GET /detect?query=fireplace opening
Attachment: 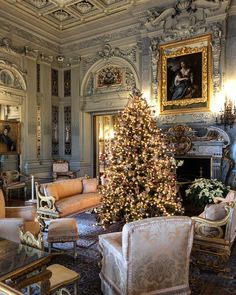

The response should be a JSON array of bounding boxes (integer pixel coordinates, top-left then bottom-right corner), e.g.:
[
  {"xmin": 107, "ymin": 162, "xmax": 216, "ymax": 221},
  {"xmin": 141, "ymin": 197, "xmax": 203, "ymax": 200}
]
[{"xmin": 175, "ymin": 157, "xmax": 212, "ymax": 181}]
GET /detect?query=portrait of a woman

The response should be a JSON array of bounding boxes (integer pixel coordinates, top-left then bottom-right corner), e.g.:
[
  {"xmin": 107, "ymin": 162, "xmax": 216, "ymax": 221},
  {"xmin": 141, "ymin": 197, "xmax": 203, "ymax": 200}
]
[{"xmin": 167, "ymin": 52, "xmax": 202, "ymax": 101}]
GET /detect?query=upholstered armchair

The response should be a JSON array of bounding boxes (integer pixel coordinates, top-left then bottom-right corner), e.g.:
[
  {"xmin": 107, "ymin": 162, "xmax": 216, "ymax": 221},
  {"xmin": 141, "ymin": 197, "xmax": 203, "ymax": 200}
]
[
  {"xmin": 99, "ymin": 216, "xmax": 194, "ymax": 295},
  {"xmin": 0, "ymin": 189, "xmax": 41, "ymax": 245},
  {"xmin": 191, "ymin": 190, "xmax": 236, "ymax": 273}
]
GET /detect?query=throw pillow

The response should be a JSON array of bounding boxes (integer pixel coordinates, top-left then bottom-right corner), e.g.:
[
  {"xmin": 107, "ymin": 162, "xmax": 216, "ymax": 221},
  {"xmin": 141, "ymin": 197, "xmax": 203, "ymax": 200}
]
[
  {"xmin": 204, "ymin": 202, "xmax": 227, "ymax": 221},
  {"xmin": 83, "ymin": 178, "xmax": 97, "ymax": 193}
]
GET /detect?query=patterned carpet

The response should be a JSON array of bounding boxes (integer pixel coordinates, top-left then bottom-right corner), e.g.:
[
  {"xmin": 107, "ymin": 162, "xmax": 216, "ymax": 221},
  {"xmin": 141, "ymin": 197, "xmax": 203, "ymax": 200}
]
[{"xmin": 43, "ymin": 213, "xmax": 236, "ymax": 295}]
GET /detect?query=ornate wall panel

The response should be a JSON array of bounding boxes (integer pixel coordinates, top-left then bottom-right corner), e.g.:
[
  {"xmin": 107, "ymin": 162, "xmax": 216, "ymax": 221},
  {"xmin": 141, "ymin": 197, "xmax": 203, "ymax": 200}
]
[
  {"xmin": 51, "ymin": 69, "xmax": 58, "ymax": 96},
  {"xmin": 52, "ymin": 105, "xmax": 59, "ymax": 155},
  {"xmin": 36, "ymin": 63, "xmax": 40, "ymax": 93},
  {"xmin": 64, "ymin": 69, "xmax": 71, "ymax": 97},
  {"xmin": 36, "ymin": 103, "xmax": 41, "ymax": 157},
  {"xmin": 64, "ymin": 106, "xmax": 71, "ymax": 155}
]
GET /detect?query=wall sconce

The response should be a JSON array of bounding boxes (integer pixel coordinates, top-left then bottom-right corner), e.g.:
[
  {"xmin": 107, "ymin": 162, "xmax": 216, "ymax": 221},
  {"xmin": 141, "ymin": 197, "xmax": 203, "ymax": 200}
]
[
  {"xmin": 215, "ymin": 98, "xmax": 236, "ymax": 128},
  {"xmin": 215, "ymin": 80, "xmax": 236, "ymax": 129}
]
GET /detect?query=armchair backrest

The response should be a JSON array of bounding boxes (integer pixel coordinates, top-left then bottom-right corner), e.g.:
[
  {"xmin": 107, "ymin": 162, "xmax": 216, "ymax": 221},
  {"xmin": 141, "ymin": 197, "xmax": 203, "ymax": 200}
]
[
  {"xmin": 0, "ymin": 170, "xmax": 20, "ymax": 185},
  {"xmin": 121, "ymin": 216, "xmax": 194, "ymax": 293},
  {"xmin": 53, "ymin": 160, "xmax": 69, "ymax": 173},
  {"xmin": 224, "ymin": 191, "xmax": 236, "ymax": 244}
]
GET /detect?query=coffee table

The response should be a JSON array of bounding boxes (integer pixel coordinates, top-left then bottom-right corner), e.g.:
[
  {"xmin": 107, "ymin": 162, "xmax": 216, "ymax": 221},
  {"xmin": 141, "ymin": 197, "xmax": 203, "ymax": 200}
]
[{"xmin": 0, "ymin": 238, "xmax": 51, "ymax": 294}]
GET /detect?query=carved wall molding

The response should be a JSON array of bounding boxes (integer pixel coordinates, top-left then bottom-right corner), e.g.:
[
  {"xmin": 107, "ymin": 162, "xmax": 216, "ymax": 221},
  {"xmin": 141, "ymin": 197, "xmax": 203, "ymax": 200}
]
[
  {"xmin": 0, "ymin": 36, "xmax": 55, "ymax": 64},
  {"xmin": 81, "ymin": 43, "xmax": 137, "ymax": 73},
  {"xmin": 62, "ymin": 24, "xmax": 142, "ymax": 53},
  {"xmin": 0, "ymin": 20, "xmax": 60, "ymax": 52},
  {"xmin": 0, "ymin": 89, "xmax": 24, "ymax": 105},
  {"xmin": 0, "ymin": 59, "xmax": 27, "ymax": 90},
  {"xmin": 0, "ymin": 37, "xmax": 25, "ymax": 55}
]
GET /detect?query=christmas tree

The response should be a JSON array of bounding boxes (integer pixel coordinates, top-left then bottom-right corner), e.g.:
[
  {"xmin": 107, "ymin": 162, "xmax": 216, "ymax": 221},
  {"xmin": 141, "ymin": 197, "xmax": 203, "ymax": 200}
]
[{"xmin": 98, "ymin": 91, "xmax": 183, "ymax": 226}]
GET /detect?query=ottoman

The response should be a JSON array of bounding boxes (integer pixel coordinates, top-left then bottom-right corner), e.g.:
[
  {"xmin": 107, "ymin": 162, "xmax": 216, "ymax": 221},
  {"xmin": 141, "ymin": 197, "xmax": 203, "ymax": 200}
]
[
  {"xmin": 47, "ymin": 264, "xmax": 80, "ymax": 294},
  {"xmin": 48, "ymin": 218, "xmax": 79, "ymax": 259}
]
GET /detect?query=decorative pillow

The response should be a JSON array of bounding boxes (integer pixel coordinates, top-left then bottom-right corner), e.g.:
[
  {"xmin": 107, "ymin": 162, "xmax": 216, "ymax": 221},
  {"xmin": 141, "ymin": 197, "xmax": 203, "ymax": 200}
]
[
  {"xmin": 83, "ymin": 178, "xmax": 97, "ymax": 193},
  {"xmin": 204, "ymin": 202, "xmax": 228, "ymax": 221}
]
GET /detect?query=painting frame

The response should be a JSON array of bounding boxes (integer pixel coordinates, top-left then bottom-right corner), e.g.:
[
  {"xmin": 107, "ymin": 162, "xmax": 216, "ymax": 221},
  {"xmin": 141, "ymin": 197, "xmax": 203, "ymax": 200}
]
[
  {"xmin": 0, "ymin": 120, "xmax": 20, "ymax": 155},
  {"xmin": 159, "ymin": 35, "xmax": 212, "ymax": 114}
]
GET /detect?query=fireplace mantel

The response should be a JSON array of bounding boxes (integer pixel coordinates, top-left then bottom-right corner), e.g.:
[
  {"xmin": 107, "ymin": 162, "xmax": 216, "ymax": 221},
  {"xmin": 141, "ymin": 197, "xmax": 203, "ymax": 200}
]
[{"xmin": 167, "ymin": 125, "xmax": 231, "ymax": 180}]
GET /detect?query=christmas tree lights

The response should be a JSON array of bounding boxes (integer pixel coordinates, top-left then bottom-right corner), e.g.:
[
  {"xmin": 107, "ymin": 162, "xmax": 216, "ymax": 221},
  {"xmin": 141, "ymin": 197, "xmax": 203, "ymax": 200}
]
[{"xmin": 97, "ymin": 92, "xmax": 183, "ymax": 226}]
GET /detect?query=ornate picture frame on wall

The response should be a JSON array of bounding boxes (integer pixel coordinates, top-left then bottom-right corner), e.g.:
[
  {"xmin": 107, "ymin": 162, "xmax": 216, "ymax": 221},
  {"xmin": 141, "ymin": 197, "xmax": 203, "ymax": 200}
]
[
  {"xmin": 0, "ymin": 120, "xmax": 20, "ymax": 154},
  {"xmin": 159, "ymin": 35, "xmax": 212, "ymax": 114}
]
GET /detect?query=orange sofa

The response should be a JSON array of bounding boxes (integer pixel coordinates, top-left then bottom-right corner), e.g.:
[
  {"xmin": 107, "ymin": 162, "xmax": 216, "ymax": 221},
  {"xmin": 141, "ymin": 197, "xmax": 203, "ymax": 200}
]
[{"xmin": 36, "ymin": 178, "xmax": 101, "ymax": 226}]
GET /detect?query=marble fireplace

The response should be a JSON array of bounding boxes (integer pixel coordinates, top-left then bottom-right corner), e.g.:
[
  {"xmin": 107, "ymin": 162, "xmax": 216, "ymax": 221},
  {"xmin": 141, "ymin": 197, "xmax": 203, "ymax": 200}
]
[{"xmin": 167, "ymin": 125, "xmax": 231, "ymax": 182}]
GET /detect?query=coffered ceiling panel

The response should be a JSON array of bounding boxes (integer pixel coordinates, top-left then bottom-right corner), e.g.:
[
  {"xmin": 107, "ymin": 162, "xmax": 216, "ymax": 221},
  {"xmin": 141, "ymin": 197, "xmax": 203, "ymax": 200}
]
[{"xmin": 4, "ymin": 0, "xmax": 135, "ymax": 30}]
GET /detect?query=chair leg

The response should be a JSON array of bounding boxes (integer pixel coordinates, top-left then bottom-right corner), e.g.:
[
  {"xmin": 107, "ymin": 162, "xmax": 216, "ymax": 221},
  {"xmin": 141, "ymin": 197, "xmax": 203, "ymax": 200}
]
[
  {"xmin": 49, "ymin": 242, "xmax": 52, "ymax": 253},
  {"xmin": 73, "ymin": 241, "xmax": 77, "ymax": 259},
  {"xmin": 74, "ymin": 281, "xmax": 78, "ymax": 295},
  {"xmin": 24, "ymin": 186, "xmax": 27, "ymax": 200},
  {"xmin": 6, "ymin": 189, "xmax": 9, "ymax": 201}
]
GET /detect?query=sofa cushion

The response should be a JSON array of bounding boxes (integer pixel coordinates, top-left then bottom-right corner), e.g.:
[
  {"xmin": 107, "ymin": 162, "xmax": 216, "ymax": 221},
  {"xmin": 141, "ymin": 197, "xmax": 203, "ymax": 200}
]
[
  {"xmin": 83, "ymin": 178, "xmax": 97, "ymax": 193},
  {"xmin": 204, "ymin": 203, "xmax": 228, "ymax": 221},
  {"xmin": 195, "ymin": 203, "xmax": 228, "ymax": 238},
  {"xmin": 45, "ymin": 178, "xmax": 83, "ymax": 201},
  {"xmin": 56, "ymin": 193, "xmax": 101, "ymax": 217}
]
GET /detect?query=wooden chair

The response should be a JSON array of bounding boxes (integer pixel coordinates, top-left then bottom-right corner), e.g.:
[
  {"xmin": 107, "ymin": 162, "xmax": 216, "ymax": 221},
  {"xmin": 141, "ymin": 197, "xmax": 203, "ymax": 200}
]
[
  {"xmin": 52, "ymin": 160, "xmax": 78, "ymax": 181},
  {"xmin": 0, "ymin": 170, "xmax": 29, "ymax": 201}
]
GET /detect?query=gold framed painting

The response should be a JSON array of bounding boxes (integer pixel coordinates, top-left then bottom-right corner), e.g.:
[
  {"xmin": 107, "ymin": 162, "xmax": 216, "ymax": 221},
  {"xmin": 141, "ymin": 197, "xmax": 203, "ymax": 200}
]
[
  {"xmin": 0, "ymin": 120, "xmax": 20, "ymax": 154},
  {"xmin": 159, "ymin": 35, "xmax": 212, "ymax": 114}
]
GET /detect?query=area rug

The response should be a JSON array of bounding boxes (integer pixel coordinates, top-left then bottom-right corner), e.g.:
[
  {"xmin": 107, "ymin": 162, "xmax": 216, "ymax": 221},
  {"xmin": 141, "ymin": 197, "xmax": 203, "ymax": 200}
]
[{"xmin": 38, "ymin": 213, "xmax": 236, "ymax": 294}]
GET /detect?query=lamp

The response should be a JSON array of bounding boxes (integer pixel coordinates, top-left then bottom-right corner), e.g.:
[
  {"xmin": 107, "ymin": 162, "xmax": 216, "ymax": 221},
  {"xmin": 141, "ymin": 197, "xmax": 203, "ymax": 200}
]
[
  {"xmin": 216, "ymin": 98, "xmax": 236, "ymax": 128},
  {"xmin": 215, "ymin": 80, "xmax": 236, "ymax": 129}
]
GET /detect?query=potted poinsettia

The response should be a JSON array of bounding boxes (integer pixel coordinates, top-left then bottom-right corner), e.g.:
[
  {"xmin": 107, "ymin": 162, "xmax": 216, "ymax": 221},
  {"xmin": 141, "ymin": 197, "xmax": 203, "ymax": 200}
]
[{"xmin": 185, "ymin": 178, "xmax": 230, "ymax": 210}]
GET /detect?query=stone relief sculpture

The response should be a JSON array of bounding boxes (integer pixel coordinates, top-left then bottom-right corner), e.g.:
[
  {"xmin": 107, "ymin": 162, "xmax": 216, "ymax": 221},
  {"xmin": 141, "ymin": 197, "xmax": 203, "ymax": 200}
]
[
  {"xmin": 86, "ymin": 73, "xmax": 94, "ymax": 96},
  {"xmin": 146, "ymin": 0, "xmax": 224, "ymax": 40},
  {"xmin": 125, "ymin": 68, "xmax": 136, "ymax": 90},
  {"xmin": 97, "ymin": 66, "xmax": 122, "ymax": 88}
]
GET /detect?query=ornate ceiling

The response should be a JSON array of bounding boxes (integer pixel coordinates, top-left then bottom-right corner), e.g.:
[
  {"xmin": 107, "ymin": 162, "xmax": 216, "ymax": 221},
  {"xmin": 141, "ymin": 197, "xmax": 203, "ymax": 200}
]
[{"xmin": 4, "ymin": 0, "xmax": 140, "ymax": 31}]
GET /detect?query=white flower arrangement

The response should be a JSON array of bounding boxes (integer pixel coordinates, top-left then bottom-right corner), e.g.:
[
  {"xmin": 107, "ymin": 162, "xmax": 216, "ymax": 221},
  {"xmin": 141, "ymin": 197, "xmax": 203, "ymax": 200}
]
[
  {"xmin": 185, "ymin": 178, "xmax": 230, "ymax": 208},
  {"xmin": 170, "ymin": 157, "xmax": 184, "ymax": 168}
]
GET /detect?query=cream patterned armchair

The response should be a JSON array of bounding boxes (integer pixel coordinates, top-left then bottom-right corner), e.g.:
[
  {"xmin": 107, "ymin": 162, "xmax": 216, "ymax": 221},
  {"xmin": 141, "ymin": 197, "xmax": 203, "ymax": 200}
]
[{"xmin": 99, "ymin": 216, "xmax": 194, "ymax": 295}]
